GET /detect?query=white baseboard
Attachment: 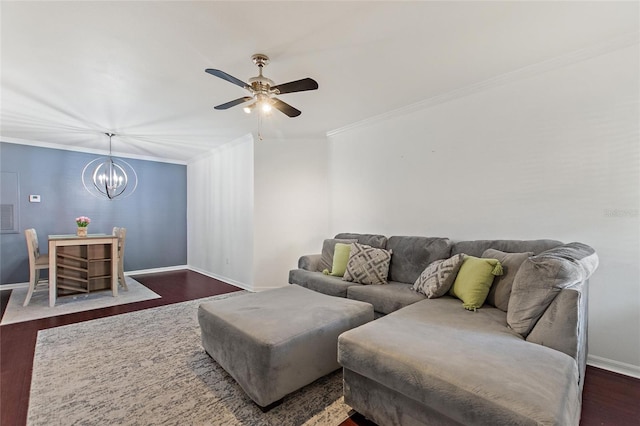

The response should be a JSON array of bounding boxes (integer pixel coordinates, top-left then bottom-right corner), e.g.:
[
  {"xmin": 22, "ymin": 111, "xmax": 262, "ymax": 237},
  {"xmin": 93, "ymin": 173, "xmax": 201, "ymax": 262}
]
[
  {"xmin": 186, "ymin": 265, "xmax": 253, "ymax": 292},
  {"xmin": 127, "ymin": 265, "xmax": 252, "ymax": 294},
  {"xmin": 125, "ymin": 265, "xmax": 189, "ymax": 276},
  {"xmin": 587, "ymin": 355, "xmax": 640, "ymax": 379}
]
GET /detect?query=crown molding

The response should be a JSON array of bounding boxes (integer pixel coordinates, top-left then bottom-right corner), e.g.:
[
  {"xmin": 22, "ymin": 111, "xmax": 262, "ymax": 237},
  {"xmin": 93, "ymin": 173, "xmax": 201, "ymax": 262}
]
[
  {"xmin": 327, "ymin": 32, "xmax": 639, "ymax": 138},
  {"xmin": 186, "ymin": 133, "xmax": 255, "ymax": 165},
  {"xmin": 0, "ymin": 136, "xmax": 188, "ymax": 165}
]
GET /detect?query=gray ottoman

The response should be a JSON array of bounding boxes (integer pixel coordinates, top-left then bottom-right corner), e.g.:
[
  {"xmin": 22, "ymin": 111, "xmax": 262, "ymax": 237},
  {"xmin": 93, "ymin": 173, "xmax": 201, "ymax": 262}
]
[{"xmin": 198, "ymin": 284, "xmax": 374, "ymax": 408}]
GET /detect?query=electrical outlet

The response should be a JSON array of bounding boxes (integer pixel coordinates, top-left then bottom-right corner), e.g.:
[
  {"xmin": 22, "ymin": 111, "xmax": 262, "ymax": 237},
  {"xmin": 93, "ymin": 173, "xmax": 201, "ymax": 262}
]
[{"xmin": 29, "ymin": 195, "xmax": 41, "ymax": 203}]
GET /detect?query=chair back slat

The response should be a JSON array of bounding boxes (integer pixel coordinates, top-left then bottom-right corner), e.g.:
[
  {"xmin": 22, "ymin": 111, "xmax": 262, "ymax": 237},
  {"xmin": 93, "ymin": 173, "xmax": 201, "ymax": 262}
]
[
  {"xmin": 112, "ymin": 226, "xmax": 128, "ymax": 290},
  {"xmin": 25, "ymin": 228, "xmax": 39, "ymax": 262},
  {"xmin": 23, "ymin": 228, "xmax": 49, "ymax": 306},
  {"xmin": 112, "ymin": 227, "xmax": 127, "ymax": 260}
]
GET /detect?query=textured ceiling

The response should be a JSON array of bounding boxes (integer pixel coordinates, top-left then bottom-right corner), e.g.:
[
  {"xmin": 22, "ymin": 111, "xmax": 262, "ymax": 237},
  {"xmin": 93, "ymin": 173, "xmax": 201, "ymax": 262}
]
[{"xmin": 1, "ymin": 1, "xmax": 637, "ymax": 162}]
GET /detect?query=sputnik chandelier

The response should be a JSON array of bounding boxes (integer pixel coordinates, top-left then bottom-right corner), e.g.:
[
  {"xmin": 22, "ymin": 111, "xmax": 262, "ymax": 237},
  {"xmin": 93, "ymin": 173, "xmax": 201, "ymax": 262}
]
[{"xmin": 82, "ymin": 133, "xmax": 138, "ymax": 200}]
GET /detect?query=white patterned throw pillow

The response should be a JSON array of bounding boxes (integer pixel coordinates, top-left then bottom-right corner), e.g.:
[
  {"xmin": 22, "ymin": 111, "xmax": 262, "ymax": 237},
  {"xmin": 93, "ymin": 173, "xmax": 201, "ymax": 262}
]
[
  {"xmin": 413, "ymin": 254, "xmax": 465, "ymax": 298},
  {"xmin": 342, "ymin": 243, "xmax": 392, "ymax": 285}
]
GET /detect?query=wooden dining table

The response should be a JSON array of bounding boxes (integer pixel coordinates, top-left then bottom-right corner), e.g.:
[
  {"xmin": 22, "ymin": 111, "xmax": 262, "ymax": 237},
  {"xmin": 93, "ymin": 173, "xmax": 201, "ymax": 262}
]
[{"xmin": 48, "ymin": 234, "xmax": 119, "ymax": 307}]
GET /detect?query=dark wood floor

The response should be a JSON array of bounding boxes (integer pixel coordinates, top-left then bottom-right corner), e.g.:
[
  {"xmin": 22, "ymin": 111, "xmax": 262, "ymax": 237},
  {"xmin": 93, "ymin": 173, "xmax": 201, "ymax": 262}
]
[{"xmin": 1, "ymin": 270, "xmax": 639, "ymax": 426}]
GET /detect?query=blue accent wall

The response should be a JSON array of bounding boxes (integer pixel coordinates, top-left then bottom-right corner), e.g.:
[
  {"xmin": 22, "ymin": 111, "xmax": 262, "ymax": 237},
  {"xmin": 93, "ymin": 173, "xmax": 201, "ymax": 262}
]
[{"xmin": 0, "ymin": 142, "xmax": 187, "ymax": 284}]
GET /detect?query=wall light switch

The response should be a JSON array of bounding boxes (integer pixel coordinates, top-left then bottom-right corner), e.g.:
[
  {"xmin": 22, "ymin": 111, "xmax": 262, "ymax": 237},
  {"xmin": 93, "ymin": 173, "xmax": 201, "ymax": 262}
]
[{"xmin": 29, "ymin": 195, "xmax": 41, "ymax": 203}]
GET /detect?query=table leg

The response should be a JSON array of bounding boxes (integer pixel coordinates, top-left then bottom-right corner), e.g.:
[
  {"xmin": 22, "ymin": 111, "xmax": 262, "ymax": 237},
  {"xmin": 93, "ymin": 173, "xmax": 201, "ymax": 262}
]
[
  {"xmin": 48, "ymin": 240, "xmax": 57, "ymax": 307},
  {"xmin": 111, "ymin": 240, "xmax": 118, "ymax": 297}
]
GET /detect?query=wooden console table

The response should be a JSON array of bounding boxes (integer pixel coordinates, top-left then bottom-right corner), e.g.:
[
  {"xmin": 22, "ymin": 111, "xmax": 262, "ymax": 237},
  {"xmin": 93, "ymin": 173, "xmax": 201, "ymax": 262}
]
[{"xmin": 48, "ymin": 234, "xmax": 118, "ymax": 307}]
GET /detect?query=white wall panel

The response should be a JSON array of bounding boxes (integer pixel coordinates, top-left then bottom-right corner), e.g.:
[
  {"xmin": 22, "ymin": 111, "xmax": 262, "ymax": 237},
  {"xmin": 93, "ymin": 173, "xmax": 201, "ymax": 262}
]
[
  {"xmin": 253, "ymin": 138, "xmax": 329, "ymax": 290},
  {"xmin": 187, "ymin": 135, "xmax": 254, "ymax": 288}
]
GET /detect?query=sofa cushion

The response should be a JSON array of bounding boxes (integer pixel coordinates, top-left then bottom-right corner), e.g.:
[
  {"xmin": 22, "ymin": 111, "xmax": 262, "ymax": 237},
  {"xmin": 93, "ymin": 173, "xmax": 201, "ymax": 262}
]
[
  {"xmin": 338, "ymin": 298, "xmax": 581, "ymax": 426},
  {"xmin": 508, "ymin": 242, "xmax": 598, "ymax": 337},
  {"xmin": 412, "ymin": 254, "xmax": 465, "ymax": 298},
  {"xmin": 347, "ymin": 282, "xmax": 425, "ymax": 314},
  {"xmin": 449, "ymin": 256, "xmax": 503, "ymax": 310},
  {"xmin": 335, "ymin": 233, "xmax": 387, "ymax": 249},
  {"xmin": 343, "ymin": 243, "xmax": 393, "ymax": 285},
  {"xmin": 385, "ymin": 236, "xmax": 452, "ymax": 284},
  {"xmin": 319, "ymin": 238, "xmax": 358, "ymax": 272},
  {"xmin": 451, "ymin": 239, "xmax": 562, "ymax": 257},
  {"xmin": 482, "ymin": 249, "xmax": 533, "ymax": 312},
  {"xmin": 288, "ymin": 269, "xmax": 360, "ymax": 298}
]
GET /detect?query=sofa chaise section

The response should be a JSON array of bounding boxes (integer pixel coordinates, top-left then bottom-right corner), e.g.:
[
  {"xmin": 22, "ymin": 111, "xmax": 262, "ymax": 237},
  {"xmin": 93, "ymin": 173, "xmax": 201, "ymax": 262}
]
[
  {"xmin": 334, "ymin": 237, "xmax": 593, "ymax": 426},
  {"xmin": 338, "ymin": 297, "xmax": 582, "ymax": 425}
]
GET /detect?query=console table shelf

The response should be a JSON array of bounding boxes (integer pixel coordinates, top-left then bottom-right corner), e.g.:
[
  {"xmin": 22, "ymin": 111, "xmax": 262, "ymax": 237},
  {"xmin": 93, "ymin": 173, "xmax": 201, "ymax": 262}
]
[
  {"xmin": 48, "ymin": 234, "xmax": 118, "ymax": 306},
  {"xmin": 56, "ymin": 252, "xmax": 89, "ymax": 262}
]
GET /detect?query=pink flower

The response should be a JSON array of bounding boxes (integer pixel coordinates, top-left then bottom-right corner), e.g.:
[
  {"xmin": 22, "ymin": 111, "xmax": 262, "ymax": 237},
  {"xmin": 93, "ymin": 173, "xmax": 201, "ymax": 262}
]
[{"xmin": 75, "ymin": 216, "xmax": 91, "ymax": 227}]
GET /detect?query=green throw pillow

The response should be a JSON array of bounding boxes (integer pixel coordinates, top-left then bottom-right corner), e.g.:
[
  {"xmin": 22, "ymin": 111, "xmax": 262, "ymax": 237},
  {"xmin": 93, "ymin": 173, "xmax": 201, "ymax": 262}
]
[
  {"xmin": 323, "ymin": 243, "xmax": 352, "ymax": 277},
  {"xmin": 449, "ymin": 255, "xmax": 503, "ymax": 311}
]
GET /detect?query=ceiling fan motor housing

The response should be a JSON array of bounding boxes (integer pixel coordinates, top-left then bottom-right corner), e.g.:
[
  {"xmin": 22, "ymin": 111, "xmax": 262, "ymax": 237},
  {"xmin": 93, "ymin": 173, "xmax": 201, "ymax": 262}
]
[{"xmin": 248, "ymin": 54, "xmax": 278, "ymax": 94}]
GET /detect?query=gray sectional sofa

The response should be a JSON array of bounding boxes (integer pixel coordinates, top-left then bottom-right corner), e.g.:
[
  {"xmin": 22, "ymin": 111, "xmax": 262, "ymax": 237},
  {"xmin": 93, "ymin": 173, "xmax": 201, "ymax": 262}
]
[{"xmin": 288, "ymin": 233, "xmax": 598, "ymax": 426}]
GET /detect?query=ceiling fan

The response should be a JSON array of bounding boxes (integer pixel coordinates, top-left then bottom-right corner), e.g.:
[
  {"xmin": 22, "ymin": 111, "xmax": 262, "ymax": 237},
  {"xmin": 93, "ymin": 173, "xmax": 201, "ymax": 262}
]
[{"xmin": 205, "ymin": 54, "xmax": 318, "ymax": 118}]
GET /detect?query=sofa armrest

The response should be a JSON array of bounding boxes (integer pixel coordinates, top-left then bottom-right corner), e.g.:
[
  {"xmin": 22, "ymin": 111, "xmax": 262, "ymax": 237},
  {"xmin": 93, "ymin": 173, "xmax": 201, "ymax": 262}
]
[
  {"xmin": 526, "ymin": 281, "xmax": 588, "ymax": 389},
  {"xmin": 298, "ymin": 254, "xmax": 322, "ymax": 272}
]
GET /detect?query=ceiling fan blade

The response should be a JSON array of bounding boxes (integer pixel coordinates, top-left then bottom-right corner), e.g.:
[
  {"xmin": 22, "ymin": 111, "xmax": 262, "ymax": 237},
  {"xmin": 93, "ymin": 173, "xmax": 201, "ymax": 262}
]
[
  {"xmin": 205, "ymin": 69, "xmax": 249, "ymax": 89},
  {"xmin": 271, "ymin": 98, "xmax": 302, "ymax": 117},
  {"xmin": 272, "ymin": 78, "xmax": 318, "ymax": 94},
  {"xmin": 214, "ymin": 97, "xmax": 253, "ymax": 110}
]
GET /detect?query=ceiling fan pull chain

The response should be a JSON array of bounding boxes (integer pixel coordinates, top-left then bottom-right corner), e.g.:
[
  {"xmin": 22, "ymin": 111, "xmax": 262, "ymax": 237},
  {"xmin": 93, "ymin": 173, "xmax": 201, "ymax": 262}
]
[{"xmin": 258, "ymin": 113, "xmax": 264, "ymax": 141}]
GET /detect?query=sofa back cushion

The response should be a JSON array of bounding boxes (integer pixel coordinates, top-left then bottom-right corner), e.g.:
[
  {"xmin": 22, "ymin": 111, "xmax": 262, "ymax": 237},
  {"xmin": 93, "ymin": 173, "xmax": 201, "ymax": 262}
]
[
  {"xmin": 335, "ymin": 233, "xmax": 387, "ymax": 249},
  {"xmin": 385, "ymin": 236, "xmax": 452, "ymax": 284},
  {"xmin": 451, "ymin": 239, "xmax": 562, "ymax": 257},
  {"xmin": 482, "ymin": 249, "xmax": 534, "ymax": 312},
  {"xmin": 507, "ymin": 242, "xmax": 598, "ymax": 337}
]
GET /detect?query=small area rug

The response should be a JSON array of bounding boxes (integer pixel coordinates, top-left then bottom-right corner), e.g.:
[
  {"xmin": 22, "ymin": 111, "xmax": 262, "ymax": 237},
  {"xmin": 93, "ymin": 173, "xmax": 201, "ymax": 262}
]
[
  {"xmin": 1, "ymin": 277, "xmax": 160, "ymax": 325},
  {"xmin": 28, "ymin": 292, "xmax": 352, "ymax": 425}
]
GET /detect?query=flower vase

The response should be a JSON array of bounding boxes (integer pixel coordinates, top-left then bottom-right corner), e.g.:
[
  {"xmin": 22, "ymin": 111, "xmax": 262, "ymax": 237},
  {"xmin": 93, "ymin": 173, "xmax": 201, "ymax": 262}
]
[{"xmin": 77, "ymin": 227, "xmax": 88, "ymax": 237}]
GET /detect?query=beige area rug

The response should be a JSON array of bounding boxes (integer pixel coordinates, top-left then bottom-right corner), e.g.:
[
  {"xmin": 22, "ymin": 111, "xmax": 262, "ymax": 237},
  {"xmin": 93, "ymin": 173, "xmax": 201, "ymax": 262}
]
[
  {"xmin": 28, "ymin": 292, "xmax": 352, "ymax": 425},
  {"xmin": 1, "ymin": 277, "xmax": 160, "ymax": 325}
]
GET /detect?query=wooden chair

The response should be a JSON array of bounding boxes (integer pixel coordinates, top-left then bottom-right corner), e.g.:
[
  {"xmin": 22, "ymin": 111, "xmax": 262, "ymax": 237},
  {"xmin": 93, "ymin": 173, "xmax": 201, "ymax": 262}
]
[
  {"xmin": 23, "ymin": 228, "xmax": 50, "ymax": 306},
  {"xmin": 112, "ymin": 227, "xmax": 128, "ymax": 291}
]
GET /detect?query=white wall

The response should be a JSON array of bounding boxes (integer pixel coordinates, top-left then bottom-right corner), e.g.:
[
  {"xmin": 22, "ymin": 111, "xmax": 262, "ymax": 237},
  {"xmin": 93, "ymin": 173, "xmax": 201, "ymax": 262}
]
[
  {"xmin": 253, "ymin": 137, "xmax": 329, "ymax": 290},
  {"xmin": 187, "ymin": 135, "xmax": 254, "ymax": 289},
  {"xmin": 328, "ymin": 45, "xmax": 640, "ymax": 375}
]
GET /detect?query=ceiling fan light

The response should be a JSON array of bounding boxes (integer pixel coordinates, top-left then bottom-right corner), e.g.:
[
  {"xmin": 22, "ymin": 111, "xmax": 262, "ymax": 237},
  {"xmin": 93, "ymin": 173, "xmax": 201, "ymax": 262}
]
[
  {"xmin": 261, "ymin": 102, "xmax": 272, "ymax": 113},
  {"xmin": 243, "ymin": 106, "xmax": 252, "ymax": 114}
]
